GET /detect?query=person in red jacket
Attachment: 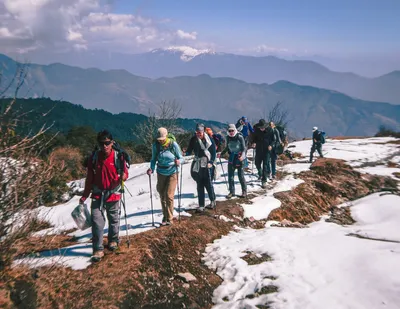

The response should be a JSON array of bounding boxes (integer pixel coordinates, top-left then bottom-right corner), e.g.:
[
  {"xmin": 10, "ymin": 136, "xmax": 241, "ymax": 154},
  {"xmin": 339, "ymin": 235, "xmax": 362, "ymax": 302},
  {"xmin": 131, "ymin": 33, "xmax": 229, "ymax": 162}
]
[{"xmin": 79, "ymin": 130, "xmax": 129, "ymax": 262}]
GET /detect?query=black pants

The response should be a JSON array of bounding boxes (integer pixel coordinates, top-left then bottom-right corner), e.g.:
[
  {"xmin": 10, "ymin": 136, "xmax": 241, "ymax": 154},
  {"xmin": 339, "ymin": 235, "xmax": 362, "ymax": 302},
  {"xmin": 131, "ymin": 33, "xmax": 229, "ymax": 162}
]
[
  {"xmin": 255, "ymin": 149, "xmax": 263, "ymax": 176},
  {"xmin": 197, "ymin": 167, "xmax": 216, "ymax": 207},
  {"xmin": 310, "ymin": 143, "xmax": 323, "ymax": 161},
  {"xmin": 262, "ymin": 151, "xmax": 272, "ymax": 181},
  {"xmin": 228, "ymin": 163, "xmax": 247, "ymax": 194},
  {"xmin": 269, "ymin": 149, "xmax": 278, "ymax": 176}
]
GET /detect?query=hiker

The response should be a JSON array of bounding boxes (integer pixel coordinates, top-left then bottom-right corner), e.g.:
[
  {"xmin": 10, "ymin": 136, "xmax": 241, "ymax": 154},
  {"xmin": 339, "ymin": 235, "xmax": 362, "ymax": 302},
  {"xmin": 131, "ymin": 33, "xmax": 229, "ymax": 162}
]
[
  {"xmin": 79, "ymin": 130, "xmax": 129, "ymax": 262},
  {"xmin": 268, "ymin": 121, "xmax": 282, "ymax": 180},
  {"xmin": 218, "ymin": 124, "xmax": 247, "ymax": 198},
  {"xmin": 184, "ymin": 123, "xmax": 217, "ymax": 211},
  {"xmin": 205, "ymin": 127, "xmax": 224, "ymax": 181},
  {"xmin": 235, "ymin": 116, "xmax": 254, "ymax": 171},
  {"xmin": 147, "ymin": 127, "xmax": 184, "ymax": 226},
  {"xmin": 250, "ymin": 119, "xmax": 275, "ymax": 188},
  {"xmin": 205, "ymin": 127, "xmax": 225, "ymax": 152},
  {"xmin": 310, "ymin": 126, "xmax": 324, "ymax": 162}
]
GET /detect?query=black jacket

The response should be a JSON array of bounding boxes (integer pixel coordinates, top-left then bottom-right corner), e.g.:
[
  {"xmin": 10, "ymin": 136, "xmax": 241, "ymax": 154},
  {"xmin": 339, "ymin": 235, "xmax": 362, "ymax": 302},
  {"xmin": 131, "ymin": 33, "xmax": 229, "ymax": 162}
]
[
  {"xmin": 250, "ymin": 127, "xmax": 275, "ymax": 154},
  {"xmin": 312, "ymin": 130, "xmax": 322, "ymax": 144},
  {"xmin": 185, "ymin": 135, "xmax": 216, "ymax": 164}
]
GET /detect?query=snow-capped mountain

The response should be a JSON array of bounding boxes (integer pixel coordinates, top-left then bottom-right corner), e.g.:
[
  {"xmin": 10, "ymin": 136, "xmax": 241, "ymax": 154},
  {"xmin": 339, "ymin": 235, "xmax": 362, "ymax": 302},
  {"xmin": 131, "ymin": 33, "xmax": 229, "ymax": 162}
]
[{"xmin": 151, "ymin": 46, "xmax": 216, "ymax": 62}]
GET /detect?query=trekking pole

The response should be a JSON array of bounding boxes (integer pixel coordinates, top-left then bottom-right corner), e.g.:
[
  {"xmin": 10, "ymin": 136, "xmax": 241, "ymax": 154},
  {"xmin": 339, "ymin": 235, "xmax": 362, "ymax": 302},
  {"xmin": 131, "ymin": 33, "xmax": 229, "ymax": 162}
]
[
  {"xmin": 121, "ymin": 181, "xmax": 130, "ymax": 248},
  {"xmin": 148, "ymin": 174, "xmax": 155, "ymax": 227},
  {"xmin": 176, "ymin": 164, "xmax": 182, "ymax": 224},
  {"xmin": 125, "ymin": 185, "xmax": 133, "ymax": 197},
  {"xmin": 219, "ymin": 157, "xmax": 229, "ymax": 190},
  {"xmin": 252, "ymin": 148, "xmax": 255, "ymax": 174}
]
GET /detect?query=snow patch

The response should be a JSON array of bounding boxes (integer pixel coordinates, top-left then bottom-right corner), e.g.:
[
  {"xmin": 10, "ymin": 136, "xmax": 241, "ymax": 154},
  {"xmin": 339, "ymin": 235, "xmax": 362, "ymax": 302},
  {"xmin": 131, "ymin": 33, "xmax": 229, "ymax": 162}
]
[{"xmin": 162, "ymin": 46, "xmax": 215, "ymax": 61}]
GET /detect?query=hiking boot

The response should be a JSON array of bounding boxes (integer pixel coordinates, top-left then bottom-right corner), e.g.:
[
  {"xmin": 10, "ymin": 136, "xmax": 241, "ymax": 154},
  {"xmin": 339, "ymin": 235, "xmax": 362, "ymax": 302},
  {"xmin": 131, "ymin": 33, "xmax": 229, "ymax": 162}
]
[
  {"xmin": 196, "ymin": 206, "xmax": 205, "ymax": 213},
  {"xmin": 166, "ymin": 220, "xmax": 173, "ymax": 226},
  {"xmin": 160, "ymin": 221, "xmax": 167, "ymax": 226},
  {"xmin": 226, "ymin": 192, "xmax": 234, "ymax": 199},
  {"xmin": 108, "ymin": 242, "xmax": 118, "ymax": 251},
  {"xmin": 91, "ymin": 250, "xmax": 104, "ymax": 262},
  {"xmin": 261, "ymin": 182, "xmax": 267, "ymax": 189},
  {"xmin": 206, "ymin": 200, "xmax": 216, "ymax": 209},
  {"xmin": 271, "ymin": 174, "xmax": 276, "ymax": 179},
  {"xmin": 240, "ymin": 191, "xmax": 247, "ymax": 198}
]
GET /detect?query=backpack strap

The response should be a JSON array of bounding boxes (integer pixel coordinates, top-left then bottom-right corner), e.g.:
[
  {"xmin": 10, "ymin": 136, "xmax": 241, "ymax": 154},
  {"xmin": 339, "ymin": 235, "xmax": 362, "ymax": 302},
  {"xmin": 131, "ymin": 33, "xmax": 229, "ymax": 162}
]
[{"xmin": 155, "ymin": 141, "xmax": 178, "ymax": 160}]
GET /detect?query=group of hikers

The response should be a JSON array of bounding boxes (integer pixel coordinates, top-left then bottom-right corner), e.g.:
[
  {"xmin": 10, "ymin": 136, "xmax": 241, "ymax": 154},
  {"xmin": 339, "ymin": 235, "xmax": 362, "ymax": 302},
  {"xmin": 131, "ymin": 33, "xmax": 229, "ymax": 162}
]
[{"xmin": 78, "ymin": 117, "xmax": 325, "ymax": 261}]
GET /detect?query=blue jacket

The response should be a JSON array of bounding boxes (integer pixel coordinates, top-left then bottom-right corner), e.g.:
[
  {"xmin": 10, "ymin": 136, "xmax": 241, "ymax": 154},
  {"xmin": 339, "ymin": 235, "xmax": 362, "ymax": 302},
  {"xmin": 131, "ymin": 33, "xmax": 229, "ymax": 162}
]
[
  {"xmin": 150, "ymin": 141, "xmax": 184, "ymax": 176},
  {"xmin": 236, "ymin": 120, "xmax": 254, "ymax": 138}
]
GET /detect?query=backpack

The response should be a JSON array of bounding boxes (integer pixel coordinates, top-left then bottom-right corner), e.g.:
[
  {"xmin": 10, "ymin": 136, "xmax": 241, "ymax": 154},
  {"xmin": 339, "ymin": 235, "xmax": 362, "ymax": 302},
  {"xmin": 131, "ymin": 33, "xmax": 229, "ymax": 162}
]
[
  {"xmin": 276, "ymin": 126, "xmax": 287, "ymax": 143},
  {"xmin": 319, "ymin": 131, "xmax": 326, "ymax": 144},
  {"xmin": 155, "ymin": 132, "xmax": 179, "ymax": 159},
  {"xmin": 84, "ymin": 142, "xmax": 131, "ymax": 176},
  {"xmin": 212, "ymin": 133, "xmax": 225, "ymax": 149}
]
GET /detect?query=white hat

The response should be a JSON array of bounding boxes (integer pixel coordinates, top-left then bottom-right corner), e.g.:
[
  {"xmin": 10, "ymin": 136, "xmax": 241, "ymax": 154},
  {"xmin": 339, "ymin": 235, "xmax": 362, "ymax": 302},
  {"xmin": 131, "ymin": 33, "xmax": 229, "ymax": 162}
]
[{"xmin": 312, "ymin": 127, "xmax": 318, "ymax": 131}]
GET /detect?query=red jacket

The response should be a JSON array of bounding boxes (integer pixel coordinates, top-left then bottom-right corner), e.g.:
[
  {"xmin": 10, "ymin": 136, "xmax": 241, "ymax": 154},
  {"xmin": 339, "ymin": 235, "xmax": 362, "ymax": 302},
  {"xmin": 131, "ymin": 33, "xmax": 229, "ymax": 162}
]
[{"xmin": 82, "ymin": 149, "xmax": 129, "ymax": 202}]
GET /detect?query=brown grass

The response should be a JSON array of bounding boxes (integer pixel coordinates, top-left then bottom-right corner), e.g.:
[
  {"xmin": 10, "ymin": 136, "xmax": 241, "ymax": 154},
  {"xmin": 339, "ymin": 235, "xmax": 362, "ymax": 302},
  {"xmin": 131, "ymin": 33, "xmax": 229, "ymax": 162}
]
[
  {"xmin": 268, "ymin": 158, "xmax": 398, "ymax": 224},
  {"xmin": 3, "ymin": 198, "xmax": 257, "ymax": 309},
  {"xmin": 48, "ymin": 146, "xmax": 85, "ymax": 180},
  {"xmin": 387, "ymin": 161, "xmax": 399, "ymax": 168}
]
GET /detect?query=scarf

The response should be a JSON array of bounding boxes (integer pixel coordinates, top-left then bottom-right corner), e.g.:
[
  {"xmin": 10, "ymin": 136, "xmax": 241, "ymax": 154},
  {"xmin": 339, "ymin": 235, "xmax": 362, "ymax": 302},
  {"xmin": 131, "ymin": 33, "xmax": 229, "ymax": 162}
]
[
  {"xmin": 197, "ymin": 133, "xmax": 212, "ymax": 160},
  {"xmin": 161, "ymin": 137, "xmax": 170, "ymax": 148}
]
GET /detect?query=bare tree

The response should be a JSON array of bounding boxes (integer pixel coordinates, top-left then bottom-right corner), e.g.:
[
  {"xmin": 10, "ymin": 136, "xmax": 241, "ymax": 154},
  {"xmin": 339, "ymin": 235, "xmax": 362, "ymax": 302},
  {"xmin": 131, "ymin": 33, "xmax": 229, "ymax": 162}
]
[
  {"xmin": 134, "ymin": 100, "xmax": 182, "ymax": 151},
  {"xmin": 0, "ymin": 63, "xmax": 57, "ymax": 277},
  {"xmin": 266, "ymin": 101, "xmax": 291, "ymax": 128}
]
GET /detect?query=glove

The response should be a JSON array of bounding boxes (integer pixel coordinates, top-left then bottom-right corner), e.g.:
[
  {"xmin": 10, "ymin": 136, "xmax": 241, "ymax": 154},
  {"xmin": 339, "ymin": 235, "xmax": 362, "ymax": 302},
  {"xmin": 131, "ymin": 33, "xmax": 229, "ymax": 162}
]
[
  {"xmin": 146, "ymin": 168, "xmax": 153, "ymax": 175},
  {"xmin": 207, "ymin": 163, "xmax": 213, "ymax": 169},
  {"xmin": 79, "ymin": 196, "xmax": 86, "ymax": 205}
]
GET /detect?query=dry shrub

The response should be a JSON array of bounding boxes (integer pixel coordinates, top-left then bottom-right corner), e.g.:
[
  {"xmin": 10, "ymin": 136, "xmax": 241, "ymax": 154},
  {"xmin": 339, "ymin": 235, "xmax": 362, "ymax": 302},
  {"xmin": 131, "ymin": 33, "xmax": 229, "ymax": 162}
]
[
  {"xmin": 48, "ymin": 146, "xmax": 85, "ymax": 180},
  {"xmin": 292, "ymin": 152, "xmax": 303, "ymax": 158},
  {"xmin": 387, "ymin": 161, "xmax": 399, "ymax": 168}
]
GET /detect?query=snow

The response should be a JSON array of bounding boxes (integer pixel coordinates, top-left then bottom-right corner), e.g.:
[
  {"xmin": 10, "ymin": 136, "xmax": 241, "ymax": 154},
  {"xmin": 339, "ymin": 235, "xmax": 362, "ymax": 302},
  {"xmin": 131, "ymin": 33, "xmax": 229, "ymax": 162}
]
[
  {"xmin": 356, "ymin": 165, "xmax": 400, "ymax": 180},
  {"xmin": 203, "ymin": 192, "xmax": 400, "ymax": 309},
  {"xmin": 290, "ymin": 137, "xmax": 399, "ymax": 167},
  {"xmin": 154, "ymin": 46, "xmax": 215, "ymax": 61},
  {"xmin": 13, "ymin": 136, "xmax": 400, "ymax": 308}
]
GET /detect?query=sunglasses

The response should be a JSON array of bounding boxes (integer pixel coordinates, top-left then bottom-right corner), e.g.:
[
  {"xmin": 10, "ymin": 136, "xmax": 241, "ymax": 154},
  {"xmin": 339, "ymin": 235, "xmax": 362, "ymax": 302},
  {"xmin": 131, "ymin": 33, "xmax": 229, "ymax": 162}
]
[
  {"xmin": 98, "ymin": 140, "xmax": 112, "ymax": 146},
  {"xmin": 228, "ymin": 129, "xmax": 235, "ymax": 133}
]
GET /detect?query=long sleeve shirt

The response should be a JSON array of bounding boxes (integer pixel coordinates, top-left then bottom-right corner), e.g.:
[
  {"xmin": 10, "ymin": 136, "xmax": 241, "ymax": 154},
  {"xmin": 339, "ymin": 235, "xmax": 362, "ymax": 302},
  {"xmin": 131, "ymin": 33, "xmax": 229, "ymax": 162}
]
[
  {"xmin": 185, "ymin": 135, "xmax": 216, "ymax": 164},
  {"xmin": 150, "ymin": 141, "xmax": 184, "ymax": 176}
]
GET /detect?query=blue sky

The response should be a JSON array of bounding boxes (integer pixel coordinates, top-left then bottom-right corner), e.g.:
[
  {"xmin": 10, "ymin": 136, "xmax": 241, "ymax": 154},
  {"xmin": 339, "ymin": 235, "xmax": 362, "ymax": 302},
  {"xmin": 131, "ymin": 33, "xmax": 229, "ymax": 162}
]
[
  {"xmin": 115, "ymin": 0, "xmax": 400, "ymax": 56},
  {"xmin": 0, "ymin": 0, "xmax": 399, "ymax": 76}
]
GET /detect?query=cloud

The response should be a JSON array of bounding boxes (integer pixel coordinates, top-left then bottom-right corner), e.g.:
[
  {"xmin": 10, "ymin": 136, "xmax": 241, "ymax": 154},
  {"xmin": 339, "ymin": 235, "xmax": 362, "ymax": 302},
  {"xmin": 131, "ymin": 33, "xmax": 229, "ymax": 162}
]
[
  {"xmin": 254, "ymin": 44, "xmax": 289, "ymax": 53},
  {"xmin": 176, "ymin": 29, "xmax": 197, "ymax": 40},
  {"xmin": 0, "ymin": 0, "xmax": 199, "ymax": 55}
]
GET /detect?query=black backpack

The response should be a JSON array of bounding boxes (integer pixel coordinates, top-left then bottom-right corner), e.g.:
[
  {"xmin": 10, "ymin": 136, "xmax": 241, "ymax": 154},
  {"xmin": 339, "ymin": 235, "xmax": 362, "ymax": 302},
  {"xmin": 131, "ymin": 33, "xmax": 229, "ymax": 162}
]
[{"xmin": 276, "ymin": 126, "xmax": 287, "ymax": 143}]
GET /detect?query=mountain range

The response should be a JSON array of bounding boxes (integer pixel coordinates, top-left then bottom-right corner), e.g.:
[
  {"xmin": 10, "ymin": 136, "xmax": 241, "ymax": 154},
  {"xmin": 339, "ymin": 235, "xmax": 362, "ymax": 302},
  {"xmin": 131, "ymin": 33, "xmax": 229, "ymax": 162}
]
[
  {"xmin": 6, "ymin": 47, "xmax": 399, "ymax": 105},
  {"xmin": 1, "ymin": 53, "xmax": 400, "ymax": 138}
]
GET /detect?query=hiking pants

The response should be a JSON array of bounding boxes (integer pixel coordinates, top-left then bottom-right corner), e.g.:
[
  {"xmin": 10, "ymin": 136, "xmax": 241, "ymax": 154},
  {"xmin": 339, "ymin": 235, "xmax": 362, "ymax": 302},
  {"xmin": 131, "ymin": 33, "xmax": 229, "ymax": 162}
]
[
  {"xmin": 269, "ymin": 149, "xmax": 278, "ymax": 176},
  {"xmin": 228, "ymin": 163, "xmax": 247, "ymax": 194},
  {"xmin": 255, "ymin": 149, "xmax": 263, "ymax": 177},
  {"xmin": 91, "ymin": 199, "xmax": 120, "ymax": 252},
  {"xmin": 243, "ymin": 136, "xmax": 249, "ymax": 168},
  {"xmin": 262, "ymin": 151, "xmax": 273, "ymax": 181},
  {"xmin": 157, "ymin": 173, "xmax": 178, "ymax": 222},
  {"xmin": 196, "ymin": 167, "xmax": 216, "ymax": 207},
  {"xmin": 310, "ymin": 143, "xmax": 323, "ymax": 161}
]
